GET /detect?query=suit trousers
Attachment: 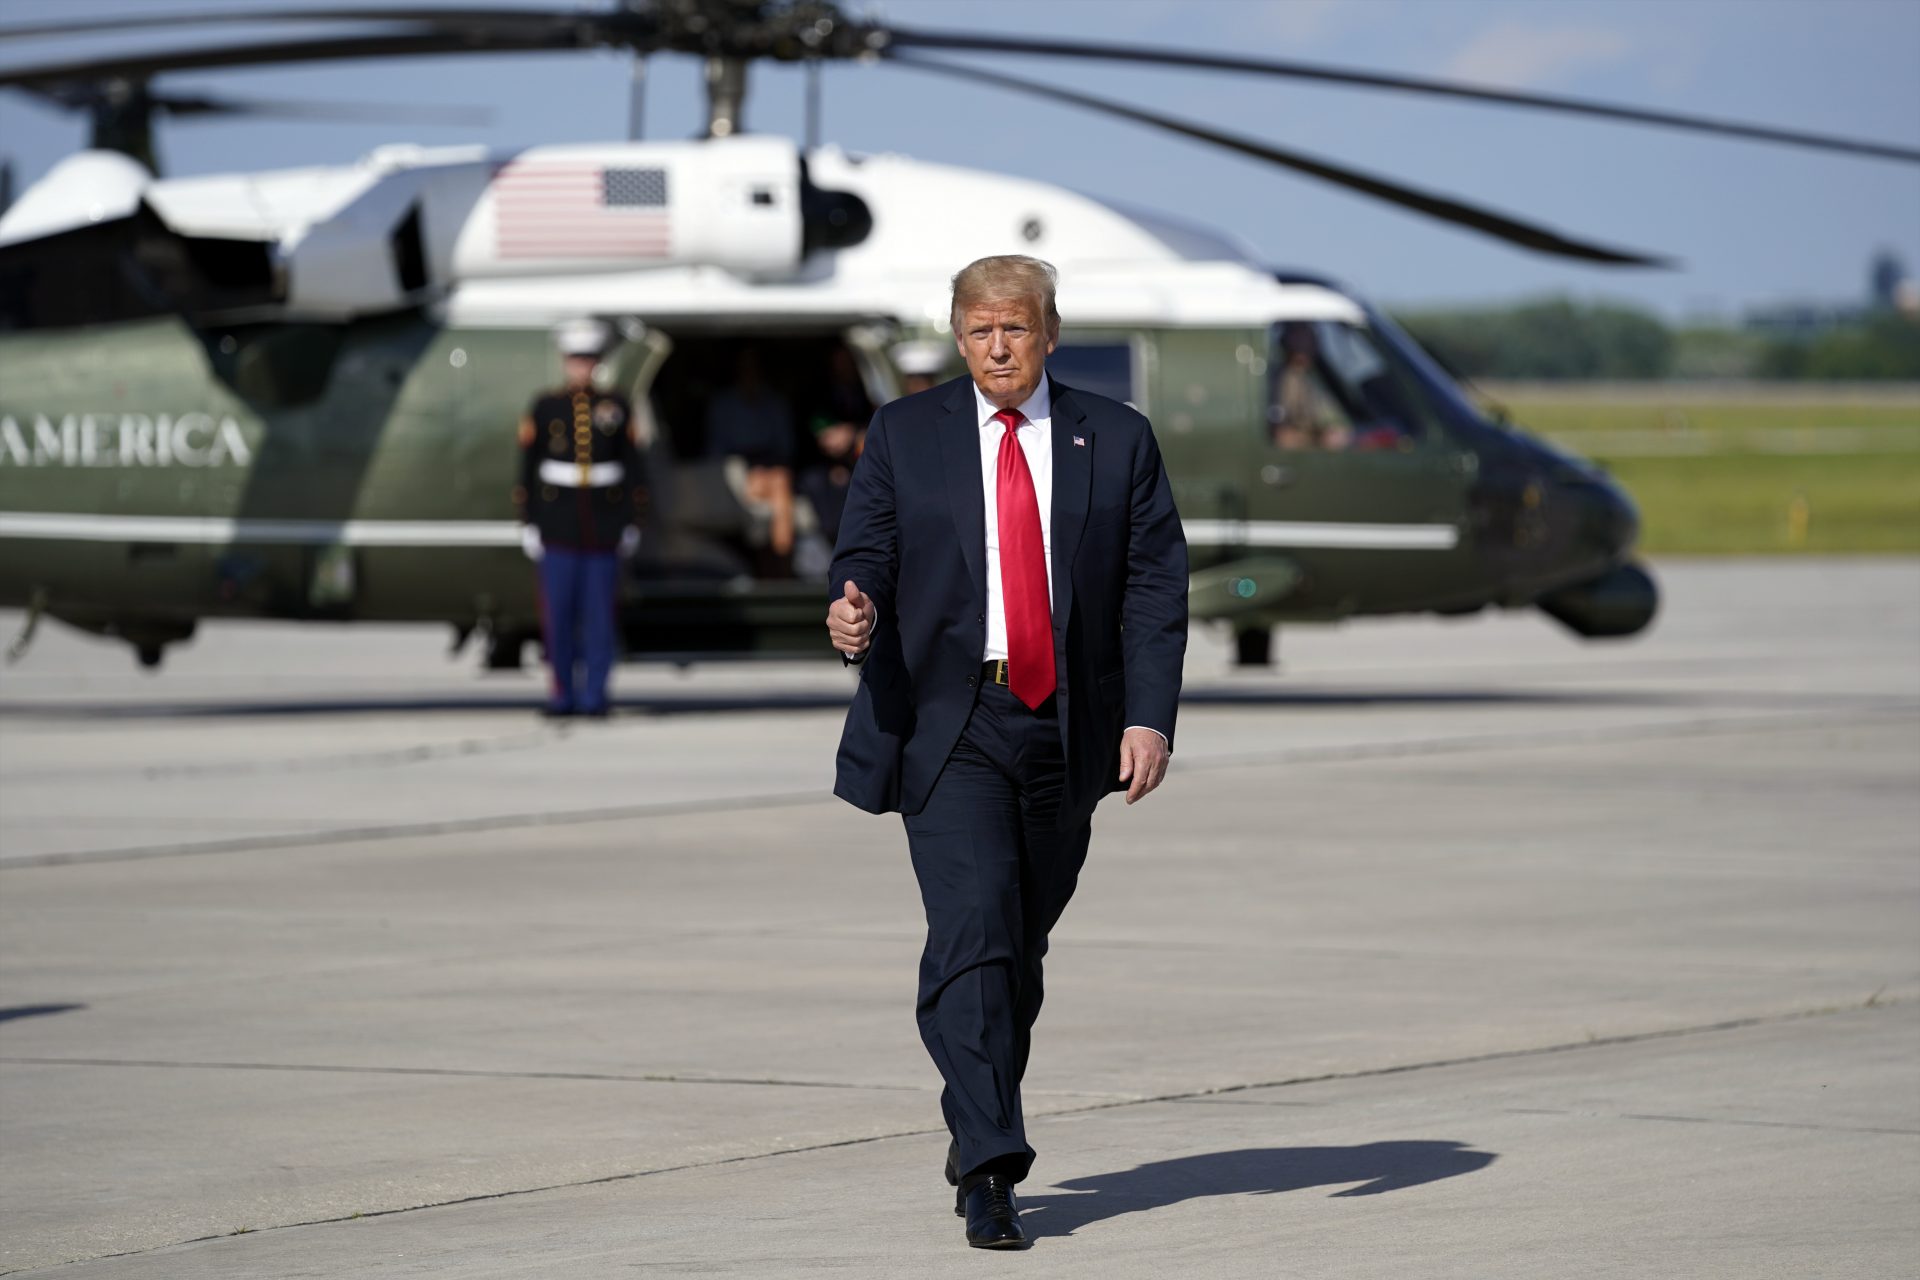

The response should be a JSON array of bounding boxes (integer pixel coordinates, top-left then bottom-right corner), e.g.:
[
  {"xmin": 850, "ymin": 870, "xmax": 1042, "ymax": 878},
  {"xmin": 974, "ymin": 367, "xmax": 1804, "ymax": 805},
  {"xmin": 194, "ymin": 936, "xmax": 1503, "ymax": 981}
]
[
  {"xmin": 904, "ymin": 679, "xmax": 1093, "ymax": 1185},
  {"xmin": 536, "ymin": 549, "xmax": 620, "ymax": 713}
]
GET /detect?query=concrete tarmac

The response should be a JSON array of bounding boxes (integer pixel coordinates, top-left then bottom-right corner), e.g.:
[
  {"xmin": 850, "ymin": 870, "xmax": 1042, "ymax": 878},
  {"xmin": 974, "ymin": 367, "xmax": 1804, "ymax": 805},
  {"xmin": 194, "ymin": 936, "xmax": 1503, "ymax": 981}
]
[{"xmin": 1, "ymin": 559, "xmax": 1916, "ymax": 1276}]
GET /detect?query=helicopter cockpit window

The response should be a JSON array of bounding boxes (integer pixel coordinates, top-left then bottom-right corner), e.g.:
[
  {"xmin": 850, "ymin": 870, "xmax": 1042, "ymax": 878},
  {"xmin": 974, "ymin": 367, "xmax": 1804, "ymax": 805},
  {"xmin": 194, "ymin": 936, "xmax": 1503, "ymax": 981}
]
[
  {"xmin": 1267, "ymin": 321, "xmax": 1441, "ymax": 452},
  {"xmin": 1046, "ymin": 344, "xmax": 1136, "ymax": 408}
]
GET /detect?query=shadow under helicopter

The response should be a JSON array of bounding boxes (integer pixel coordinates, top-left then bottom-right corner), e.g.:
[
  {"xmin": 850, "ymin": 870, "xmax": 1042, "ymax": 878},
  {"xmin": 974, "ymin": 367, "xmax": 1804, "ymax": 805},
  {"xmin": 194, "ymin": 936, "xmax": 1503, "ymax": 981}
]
[
  {"xmin": 0, "ymin": 687, "xmax": 1688, "ymax": 721},
  {"xmin": 1017, "ymin": 1141, "xmax": 1498, "ymax": 1240}
]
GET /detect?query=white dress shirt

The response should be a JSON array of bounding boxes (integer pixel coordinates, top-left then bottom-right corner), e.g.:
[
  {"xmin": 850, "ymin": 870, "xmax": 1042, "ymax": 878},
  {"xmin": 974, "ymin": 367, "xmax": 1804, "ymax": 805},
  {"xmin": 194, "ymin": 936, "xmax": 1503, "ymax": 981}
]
[
  {"xmin": 974, "ymin": 376, "xmax": 1054, "ymax": 664},
  {"xmin": 970, "ymin": 375, "xmax": 1166, "ymax": 749}
]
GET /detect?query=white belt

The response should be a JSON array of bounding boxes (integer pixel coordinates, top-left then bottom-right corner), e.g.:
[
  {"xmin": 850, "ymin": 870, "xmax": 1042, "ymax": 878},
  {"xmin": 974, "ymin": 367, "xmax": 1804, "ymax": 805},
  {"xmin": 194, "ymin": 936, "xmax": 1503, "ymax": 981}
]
[{"xmin": 540, "ymin": 459, "xmax": 625, "ymax": 488}]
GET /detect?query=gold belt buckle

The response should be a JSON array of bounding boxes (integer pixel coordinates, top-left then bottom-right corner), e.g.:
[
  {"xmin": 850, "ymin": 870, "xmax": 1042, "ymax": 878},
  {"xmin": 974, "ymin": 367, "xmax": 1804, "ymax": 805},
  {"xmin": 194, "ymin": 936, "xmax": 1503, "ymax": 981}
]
[{"xmin": 990, "ymin": 659, "xmax": 1009, "ymax": 686}]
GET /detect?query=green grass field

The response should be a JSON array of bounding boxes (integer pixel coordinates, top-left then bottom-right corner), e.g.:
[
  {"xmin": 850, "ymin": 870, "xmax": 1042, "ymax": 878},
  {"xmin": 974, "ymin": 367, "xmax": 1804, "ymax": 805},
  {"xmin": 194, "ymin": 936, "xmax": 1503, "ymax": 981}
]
[{"xmin": 1491, "ymin": 387, "xmax": 1920, "ymax": 555}]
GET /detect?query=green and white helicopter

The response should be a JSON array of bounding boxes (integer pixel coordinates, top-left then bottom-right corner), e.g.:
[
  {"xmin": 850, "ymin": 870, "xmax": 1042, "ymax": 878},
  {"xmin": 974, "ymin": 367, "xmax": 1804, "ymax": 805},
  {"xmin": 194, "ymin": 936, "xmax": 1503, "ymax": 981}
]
[{"xmin": 1, "ymin": 2, "xmax": 1910, "ymax": 669}]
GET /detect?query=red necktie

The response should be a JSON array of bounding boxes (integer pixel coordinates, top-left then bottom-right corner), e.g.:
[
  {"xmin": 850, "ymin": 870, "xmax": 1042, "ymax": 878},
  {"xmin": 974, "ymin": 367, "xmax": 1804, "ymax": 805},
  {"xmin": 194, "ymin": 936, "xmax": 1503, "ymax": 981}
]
[{"xmin": 993, "ymin": 408, "xmax": 1056, "ymax": 709}]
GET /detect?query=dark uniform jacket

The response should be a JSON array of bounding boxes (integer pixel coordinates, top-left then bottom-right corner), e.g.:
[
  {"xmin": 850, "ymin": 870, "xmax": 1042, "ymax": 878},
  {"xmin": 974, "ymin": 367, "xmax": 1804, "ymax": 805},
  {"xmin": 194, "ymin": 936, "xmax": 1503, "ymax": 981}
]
[
  {"xmin": 516, "ymin": 388, "xmax": 647, "ymax": 552},
  {"xmin": 828, "ymin": 376, "xmax": 1189, "ymax": 829}
]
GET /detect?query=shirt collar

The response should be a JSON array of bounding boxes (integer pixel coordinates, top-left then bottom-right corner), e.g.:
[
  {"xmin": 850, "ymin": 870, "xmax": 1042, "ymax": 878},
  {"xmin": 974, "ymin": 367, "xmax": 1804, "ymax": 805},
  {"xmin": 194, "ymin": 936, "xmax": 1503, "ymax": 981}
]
[{"xmin": 972, "ymin": 373, "xmax": 1051, "ymax": 430}]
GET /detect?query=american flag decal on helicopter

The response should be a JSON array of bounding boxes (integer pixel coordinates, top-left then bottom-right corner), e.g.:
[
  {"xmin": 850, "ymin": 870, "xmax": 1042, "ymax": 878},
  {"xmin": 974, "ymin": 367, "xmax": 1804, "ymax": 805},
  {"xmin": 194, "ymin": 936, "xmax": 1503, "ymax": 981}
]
[{"xmin": 490, "ymin": 161, "xmax": 671, "ymax": 260}]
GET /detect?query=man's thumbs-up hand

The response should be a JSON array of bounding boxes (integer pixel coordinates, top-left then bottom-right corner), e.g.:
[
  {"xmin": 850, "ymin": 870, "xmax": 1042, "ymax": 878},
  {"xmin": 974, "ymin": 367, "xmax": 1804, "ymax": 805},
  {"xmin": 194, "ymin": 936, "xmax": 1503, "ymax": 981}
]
[{"xmin": 827, "ymin": 579, "xmax": 877, "ymax": 657}]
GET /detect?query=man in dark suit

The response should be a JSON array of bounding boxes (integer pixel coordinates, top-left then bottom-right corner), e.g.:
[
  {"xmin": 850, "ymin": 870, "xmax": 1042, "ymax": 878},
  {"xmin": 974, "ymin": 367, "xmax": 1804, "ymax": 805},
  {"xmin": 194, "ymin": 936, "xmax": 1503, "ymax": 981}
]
[{"xmin": 826, "ymin": 255, "xmax": 1188, "ymax": 1249}]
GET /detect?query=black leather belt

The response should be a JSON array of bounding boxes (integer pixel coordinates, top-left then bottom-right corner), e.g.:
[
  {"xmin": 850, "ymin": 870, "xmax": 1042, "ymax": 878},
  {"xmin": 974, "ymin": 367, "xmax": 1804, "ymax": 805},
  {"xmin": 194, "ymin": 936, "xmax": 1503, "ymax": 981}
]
[{"xmin": 981, "ymin": 659, "xmax": 1010, "ymax": 686}]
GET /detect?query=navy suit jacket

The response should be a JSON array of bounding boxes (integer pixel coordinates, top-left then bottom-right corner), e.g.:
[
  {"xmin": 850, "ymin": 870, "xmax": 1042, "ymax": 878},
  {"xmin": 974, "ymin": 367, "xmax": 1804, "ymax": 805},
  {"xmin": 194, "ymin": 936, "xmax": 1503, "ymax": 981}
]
[{"xmin": 829, "ymin": 374, "xmax": 1189, "ymax": 826}]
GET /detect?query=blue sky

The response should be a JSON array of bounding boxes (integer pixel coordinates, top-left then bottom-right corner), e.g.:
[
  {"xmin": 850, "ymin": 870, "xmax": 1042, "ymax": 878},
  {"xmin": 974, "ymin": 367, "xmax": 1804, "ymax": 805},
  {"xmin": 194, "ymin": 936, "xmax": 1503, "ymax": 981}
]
[{"xmin": 2, "ymin": 0, "xmax": 1916, "ymax": 318}]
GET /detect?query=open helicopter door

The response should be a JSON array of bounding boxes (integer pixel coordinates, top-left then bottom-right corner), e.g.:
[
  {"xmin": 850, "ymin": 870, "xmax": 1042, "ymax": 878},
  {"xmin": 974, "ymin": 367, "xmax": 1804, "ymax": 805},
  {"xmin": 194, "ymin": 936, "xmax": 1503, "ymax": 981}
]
[
  {"xmin": 596, "ymin": 320, "xmax": 673, "ymax": 575},
  {"xmin": 602, "ymin": 320, "xmax": 674, "ymax": 449},
  {"xmin": 840, "ymin": 323, "xmax": 904, "ymax": 407}
]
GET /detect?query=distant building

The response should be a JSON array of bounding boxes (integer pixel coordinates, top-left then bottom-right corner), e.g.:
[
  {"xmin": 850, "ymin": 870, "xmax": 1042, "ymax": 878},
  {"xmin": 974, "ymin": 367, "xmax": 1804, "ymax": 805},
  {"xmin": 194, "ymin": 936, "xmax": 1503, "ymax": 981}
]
[
  {"xmin": 1742, "ymin": 300, "xmax": 1863, "ymax": 341},
  {"xmin": 1740, "ymin": 250, "xmax": 1916, "ymax": 338},
  {"xmin": 1869, "ymin": 250, "xmax": 1908, "ymax": 310}
]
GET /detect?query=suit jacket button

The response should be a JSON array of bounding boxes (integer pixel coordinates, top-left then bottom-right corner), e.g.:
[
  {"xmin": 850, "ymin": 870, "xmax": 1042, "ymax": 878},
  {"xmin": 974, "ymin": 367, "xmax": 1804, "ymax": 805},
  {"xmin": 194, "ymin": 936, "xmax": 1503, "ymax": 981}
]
[
  {"xmin": 976, "ymin": 613, "xmax": 984, "ymax": 624},
  {"xmin": 966, "ymin": 675, "xmax": 976, "ymax": 687}
]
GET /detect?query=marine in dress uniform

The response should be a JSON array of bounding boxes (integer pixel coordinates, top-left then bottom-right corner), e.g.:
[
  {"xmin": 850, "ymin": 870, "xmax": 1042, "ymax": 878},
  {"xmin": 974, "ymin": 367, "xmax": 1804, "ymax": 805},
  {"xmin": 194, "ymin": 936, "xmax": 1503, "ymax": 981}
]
[{"xmin": 515, "ymin": 320, "xmax": 647, "ymax": 718}]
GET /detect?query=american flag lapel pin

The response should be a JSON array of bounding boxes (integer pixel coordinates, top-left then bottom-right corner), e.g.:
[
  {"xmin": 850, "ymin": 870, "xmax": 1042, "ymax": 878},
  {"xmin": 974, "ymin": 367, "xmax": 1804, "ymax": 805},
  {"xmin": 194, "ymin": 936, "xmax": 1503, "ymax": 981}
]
[{"xmin": 1072, "ymin": 435, "xmax": 1085, "ymax": 447}]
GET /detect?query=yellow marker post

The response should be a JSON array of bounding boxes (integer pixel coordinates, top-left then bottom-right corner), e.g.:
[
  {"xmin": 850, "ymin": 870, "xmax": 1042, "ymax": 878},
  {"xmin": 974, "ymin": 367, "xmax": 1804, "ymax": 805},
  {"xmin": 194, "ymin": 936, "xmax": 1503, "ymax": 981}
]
[{"xmin": 1787, "ymin": 493, "xmax": 1811, "ymax": 549}]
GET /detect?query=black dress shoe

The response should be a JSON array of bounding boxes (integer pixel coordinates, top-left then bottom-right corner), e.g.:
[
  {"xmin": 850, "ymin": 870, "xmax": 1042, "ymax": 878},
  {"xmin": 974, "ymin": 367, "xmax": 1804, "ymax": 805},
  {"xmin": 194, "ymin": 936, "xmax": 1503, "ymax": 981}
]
[{"xmin": 962, "ymin": 1175, "xmax": 1027, "ymax": 1249}]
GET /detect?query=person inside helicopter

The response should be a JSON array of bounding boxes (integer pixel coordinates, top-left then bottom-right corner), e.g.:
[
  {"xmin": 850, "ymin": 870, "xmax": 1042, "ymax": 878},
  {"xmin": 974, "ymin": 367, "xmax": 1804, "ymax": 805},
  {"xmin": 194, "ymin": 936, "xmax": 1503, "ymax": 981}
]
[
  {"xmin": 890, "ymin": 340, "xmax": 948, "ymax": 397},
  {"xmin": 705, "ymin": 344, "xmax": 797, "ymax": 573},
  {"xmin": 1269, "ymin": 322, "xmax": 1350, "ymax": 451},
  {"xmin": 1269, "ymin": 320, "xmax": 1431, "ymax": 452},
  {"xmin": 643, "ymin": 335, "xmax": 888, "ymax": 581},
  {"xmin": 785, "ymin": 343, "xmax": 871, "ymax": 576},
  {"xmin": 797, "ymin": 412, "xmax": 864, "ymax": 547},
  {"xmin": 796, "ymin": 347, "xmax": 873, "ymax": 547}
]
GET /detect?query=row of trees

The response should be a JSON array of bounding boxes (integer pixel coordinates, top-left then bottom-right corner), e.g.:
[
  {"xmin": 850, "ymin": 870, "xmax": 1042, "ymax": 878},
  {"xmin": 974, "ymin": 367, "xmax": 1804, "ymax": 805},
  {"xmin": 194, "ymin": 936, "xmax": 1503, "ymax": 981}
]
[{"xmin": 1392, "ymin": 298, "xmax": 1920, "ymax": 381}]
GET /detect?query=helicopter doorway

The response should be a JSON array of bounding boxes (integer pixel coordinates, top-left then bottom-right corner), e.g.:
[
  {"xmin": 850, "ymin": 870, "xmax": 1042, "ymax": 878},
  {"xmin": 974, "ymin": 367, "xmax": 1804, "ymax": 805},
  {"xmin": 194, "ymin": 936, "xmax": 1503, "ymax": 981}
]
[{"xmin": 634, "ymin": 327, "xmax": 897, "ymax": 586}]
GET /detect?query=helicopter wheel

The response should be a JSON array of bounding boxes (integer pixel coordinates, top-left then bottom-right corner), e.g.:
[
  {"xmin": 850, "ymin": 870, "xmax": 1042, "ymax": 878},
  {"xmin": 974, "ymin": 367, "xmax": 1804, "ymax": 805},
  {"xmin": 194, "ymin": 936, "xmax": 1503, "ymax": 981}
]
[
  {"xmin": 134, "ymin": 641, "xmax": 166, "ymax": 670},
  {"xmin": 484, "ymin": 632, "xmax": 527, "ymax": 671},
  {"xmin": 1233, "ymin": 626, "xmax": 1273, "ymax": 668}
]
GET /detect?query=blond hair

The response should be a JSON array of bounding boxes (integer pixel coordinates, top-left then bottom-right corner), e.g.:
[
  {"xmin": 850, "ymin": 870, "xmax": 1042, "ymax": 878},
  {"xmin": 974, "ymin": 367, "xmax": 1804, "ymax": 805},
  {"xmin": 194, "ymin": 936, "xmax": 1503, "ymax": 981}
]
[{"xmin": 949, "ymin": 255, "xmax": 1060, "ymax": 334}]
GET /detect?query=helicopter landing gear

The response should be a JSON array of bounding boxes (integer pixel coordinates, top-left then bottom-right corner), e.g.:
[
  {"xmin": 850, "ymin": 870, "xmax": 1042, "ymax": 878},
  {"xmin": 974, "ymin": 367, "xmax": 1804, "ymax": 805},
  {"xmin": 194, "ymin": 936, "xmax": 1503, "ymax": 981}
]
[
  {"xmin": 5, "ymin": 589, "xmax": 46, "ymax": 664},
  {"xmin": 116, "ymin": 619, "xmax": 195, "ymax": 672},
  {"xmin": 1233, "ymin": 625, "xmax": 1273, "ymax": 668},
  {"xmin": 484, "ymin": 631, "xmax": 528, "ymax": 671}
]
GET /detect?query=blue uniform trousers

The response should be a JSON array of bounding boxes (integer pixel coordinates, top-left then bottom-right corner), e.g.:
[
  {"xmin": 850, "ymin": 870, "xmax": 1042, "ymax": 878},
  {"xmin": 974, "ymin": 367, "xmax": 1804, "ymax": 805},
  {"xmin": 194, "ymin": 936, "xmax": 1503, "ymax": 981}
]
[
  {"xmin": 904, "ymin": 680, "xmax": 1092, "ymax": 1185},
  {"xmin": 537, "ymin": 548, "xmax": 620, "ymax": 713}
]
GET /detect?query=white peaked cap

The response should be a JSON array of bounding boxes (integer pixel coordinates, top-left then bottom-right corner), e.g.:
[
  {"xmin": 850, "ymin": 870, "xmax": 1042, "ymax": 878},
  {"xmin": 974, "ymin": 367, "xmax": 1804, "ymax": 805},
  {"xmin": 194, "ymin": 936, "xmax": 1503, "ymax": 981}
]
[
  {"xmin": 554, "ymin": 318, "xmax": 612, "ymax": 357},
  {"xmin": 890, "ymin": 340, "xmax": 945, "ymax": 377}
]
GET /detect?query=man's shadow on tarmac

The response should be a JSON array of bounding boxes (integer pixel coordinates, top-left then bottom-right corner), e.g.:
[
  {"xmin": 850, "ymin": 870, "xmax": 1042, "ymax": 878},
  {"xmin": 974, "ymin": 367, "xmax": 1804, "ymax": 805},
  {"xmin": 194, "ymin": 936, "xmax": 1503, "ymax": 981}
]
[{"xmin": 1018, "ymin": 1141, "xmax": 1497, "ymax": 1238}]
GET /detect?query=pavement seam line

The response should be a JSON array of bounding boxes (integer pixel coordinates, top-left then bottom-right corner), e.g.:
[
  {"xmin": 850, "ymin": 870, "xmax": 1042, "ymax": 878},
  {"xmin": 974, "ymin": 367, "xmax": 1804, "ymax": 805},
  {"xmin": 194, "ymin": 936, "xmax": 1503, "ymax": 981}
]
[
  {"xmin": 7, "ymin": 702, "xmax": 1913, "ymax": 870},
  {"xmin": 1148, "ymin": 995, "xmax": 1910, "ymax": 1103},
  {"xmin": 3, "ymin": 727, "xmax": 561, "ymax": 785},
  {"xmin": 0, "ymin": 788, "xmax": 832, "ymax": 870},
  {"xmin": 0, "ymin": 1056, "xmax": 931, "ymax": 1093},
  {"xmin": 1496, "ymin": 1108, "xmax": 1920, "ymax": 1138},
  {"xmin": 10, "ymin": 994, "xmax": 1901, "ymax": 1275}
]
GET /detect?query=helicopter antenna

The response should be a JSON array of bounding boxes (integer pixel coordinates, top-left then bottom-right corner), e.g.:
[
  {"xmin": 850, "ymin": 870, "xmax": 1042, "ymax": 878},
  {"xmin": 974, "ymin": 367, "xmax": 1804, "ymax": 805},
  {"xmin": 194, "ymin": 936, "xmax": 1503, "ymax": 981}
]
[
  {"xmin": 618, "ymin": 0, "xmax": 647, "ymax": 139},
  {"xmin": 628, "ymin": 53, "xmax": 647, "ymax": 139},
  {"xmin": 703, "ymin": 55, "xmax": 747, "ymax": 137},
  {"xmin": 803, "ymin": 57, "xmax": 820, "ymax": 151}
]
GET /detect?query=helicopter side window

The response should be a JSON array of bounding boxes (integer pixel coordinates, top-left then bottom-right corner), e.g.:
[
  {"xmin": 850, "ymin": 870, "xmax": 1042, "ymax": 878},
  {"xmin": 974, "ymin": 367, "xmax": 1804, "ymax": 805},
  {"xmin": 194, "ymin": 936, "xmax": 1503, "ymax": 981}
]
[
  {"xmin": 1267, "ymin": 321, "xmax": 1441, "ymax": 452},
  {"xmin": 1267, "ymin": 322, "xmax": 1354, "ymax": 451},
  {"xmin": 1046, "ymin": 344, "xmax": 1136, "ymax": 407}
]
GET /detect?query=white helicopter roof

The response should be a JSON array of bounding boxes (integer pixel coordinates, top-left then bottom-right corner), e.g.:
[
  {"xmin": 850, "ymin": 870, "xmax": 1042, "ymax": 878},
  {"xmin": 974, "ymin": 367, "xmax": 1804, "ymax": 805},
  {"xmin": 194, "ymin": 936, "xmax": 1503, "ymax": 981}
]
[
  {"xmin": 0, "ymin": 150, "xmax": 150, "ymax": 247},
  {"xmin": 446, "ymin": 146, "xmax": 1365, "ymax": 331},
  {"xmin": 3, "ymin": 135, "xmax": 1365, "ymax": 332},
  {"xmin": 143, "ymin": 144, "xmax": 497, "ymax": 241}
]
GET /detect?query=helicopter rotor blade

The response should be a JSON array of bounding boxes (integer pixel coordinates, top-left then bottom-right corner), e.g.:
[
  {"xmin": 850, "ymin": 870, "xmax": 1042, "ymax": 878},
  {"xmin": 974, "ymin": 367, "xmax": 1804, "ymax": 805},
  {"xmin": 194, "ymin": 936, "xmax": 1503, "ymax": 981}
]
[
  {"xmin": 0, "ymin": 7, "xmax": 596, "ymax": 42},
  {"xmin": 892, "ymin": 55, "xmax": 1672, "ymax": 268},
  {"xmin": 146, "ymin": 92, "xmax": 494, "ymax": 127},
  {"xmin": 882, "ymin": 27, "xmax": 1920, "ymax": 167},
  {"xmin": 2, "ymin": 7, "xmax": 1910, "ymax": 166},
  {"xmin": 0, "ymin": 28, "xmax": 608, "ymax": 90}
]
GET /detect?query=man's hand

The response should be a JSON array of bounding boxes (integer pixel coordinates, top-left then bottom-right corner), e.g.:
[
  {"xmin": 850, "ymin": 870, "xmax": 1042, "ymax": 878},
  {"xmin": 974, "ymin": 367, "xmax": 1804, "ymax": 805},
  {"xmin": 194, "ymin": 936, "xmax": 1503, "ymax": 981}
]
[
  {"xmin": 520, "ymin": 525, "xmax": 543, "ymax": 563},
  {"xmin": 617, "ymin": 525, "xmax": 642, "ymax": 559},
  {"xmin": 1117, "ymin": 727, "xmax": 1170, "ymax": 805},
  {"xmin": 827, "ymin": 579, "xmax": 876, "ymax": 657}
]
